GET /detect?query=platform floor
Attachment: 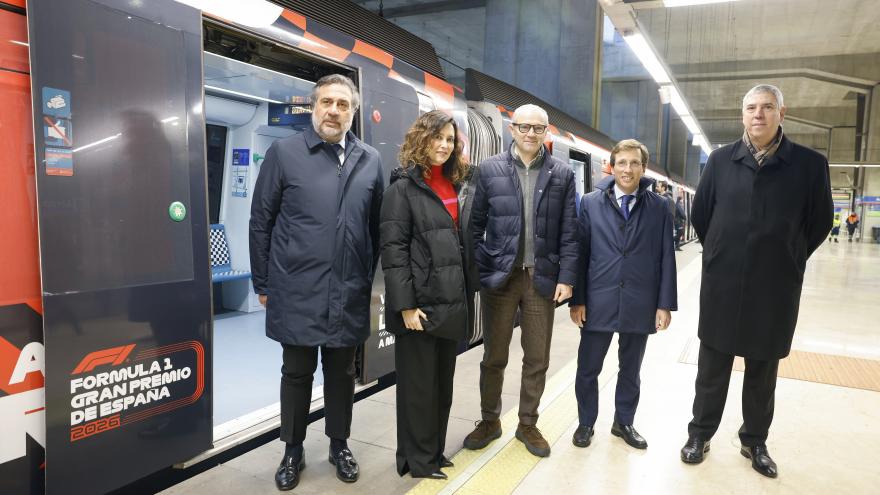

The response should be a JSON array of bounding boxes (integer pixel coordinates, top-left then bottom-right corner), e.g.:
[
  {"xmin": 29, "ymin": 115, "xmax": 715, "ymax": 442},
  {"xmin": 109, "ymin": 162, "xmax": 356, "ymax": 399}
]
[{"xmin": 163, "ymin": 240, "xmax": 880, "ymax": 495}]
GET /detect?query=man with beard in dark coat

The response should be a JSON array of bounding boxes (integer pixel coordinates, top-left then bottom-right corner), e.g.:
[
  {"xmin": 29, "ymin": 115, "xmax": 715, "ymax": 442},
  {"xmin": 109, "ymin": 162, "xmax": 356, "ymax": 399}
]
[
  {"xmin": 250, "ymin": 74, "xmax": 384, "ymax": 491},
  {"xmin": 680, "ymin": 84, "xmax": 832, "ymax": 478}
]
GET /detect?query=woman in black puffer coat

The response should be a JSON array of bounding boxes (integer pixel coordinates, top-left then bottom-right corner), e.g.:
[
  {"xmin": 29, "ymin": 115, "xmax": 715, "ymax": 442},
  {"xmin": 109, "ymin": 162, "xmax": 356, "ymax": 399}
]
[{"xmin": 380, "ymin": 110, "xmax": 478, "ymax": 480}]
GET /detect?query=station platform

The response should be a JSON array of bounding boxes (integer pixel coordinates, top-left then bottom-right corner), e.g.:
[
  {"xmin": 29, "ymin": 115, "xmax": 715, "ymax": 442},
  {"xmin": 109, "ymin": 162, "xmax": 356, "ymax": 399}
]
[{"xmin": 162, "ymin": 241, "xmax": 880, "ymax": 495}]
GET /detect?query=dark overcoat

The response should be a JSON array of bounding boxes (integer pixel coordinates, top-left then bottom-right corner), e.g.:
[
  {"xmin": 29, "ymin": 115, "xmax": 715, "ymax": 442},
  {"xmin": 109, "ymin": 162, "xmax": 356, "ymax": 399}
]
[
  {"xmin": 693, "ymin": 135, "xmax": 832, "ymax": 360},
  {"xmin": 571, "ymin": 176, "xmax": 677, "ymax": 334},
  {"xmin": 249, "ymin": 126, "xmax": 385, "ymax": 347},
  {"xmin": 380, "ymin": 166, "xmax": 478, "ymax": 341},
  {"xmin": 470, "ymin": 148, "xmax": 579, "ymax": 298}
]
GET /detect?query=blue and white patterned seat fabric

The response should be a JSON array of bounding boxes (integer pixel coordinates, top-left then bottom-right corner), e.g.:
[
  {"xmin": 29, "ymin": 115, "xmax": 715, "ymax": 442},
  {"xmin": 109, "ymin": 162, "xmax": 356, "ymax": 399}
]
[{"xmin": 209, "ymin": 224, "xmax": 251, "ymax": 282}]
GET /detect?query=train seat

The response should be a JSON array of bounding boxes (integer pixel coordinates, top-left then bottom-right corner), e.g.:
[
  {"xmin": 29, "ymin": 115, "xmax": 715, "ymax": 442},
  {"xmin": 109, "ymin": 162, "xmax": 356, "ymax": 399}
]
[{"xmin": 209, "ymin": 223, "xmax": 251, "ymax": 282}]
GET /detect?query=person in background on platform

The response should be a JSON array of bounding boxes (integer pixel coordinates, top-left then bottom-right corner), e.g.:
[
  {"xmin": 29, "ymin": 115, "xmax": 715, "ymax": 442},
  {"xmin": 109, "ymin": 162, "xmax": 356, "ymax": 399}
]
[
  {"xmin": 846, "ymin": 212, "xmax": 859, "ymax": 242},
  {"xmin": 674, "ymin": 196, "xmax": 687, "ymax": 250},
  {"xmin": 829, "ymin": 212, "xmax": 841, "ymax": 242},
  {"xmin": 380, "ymin": 110, "xmax": 479, "ymax": 480},
  {"xmin": 569, "ymin": 139, "xmax": 677, "ymax": 450},
  {"xmin": 681, "ymin": 84, "xmax": 832, "ymax": 478},
  {"xmin": 463, "ymin": 104, "xmax": 578, "ymax": 458},
  {"xmin": 656, "ymin": 181, "xmax": 679, "ymax": 249},
  {"xmin": 250, "ymin": 74, "xmax": 385, "ymax": 492}
]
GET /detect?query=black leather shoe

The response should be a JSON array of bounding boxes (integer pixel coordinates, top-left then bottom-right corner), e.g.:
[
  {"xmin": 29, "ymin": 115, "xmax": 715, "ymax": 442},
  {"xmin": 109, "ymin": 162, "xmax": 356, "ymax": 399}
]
[
  {"xmin": 741, "ymin": 445, "xmax": 778, "ymax": 478},
  {"xmin": 275, "ymin": 455, "xmax": 305, "ymax": 491},
  {"xmin": 572, "ymin": 425, "xmax": 594, "ymax": 448},
  {"xmin": 329, "ymin": 448, "xmax": 359, "ymax": 483},
  {"xmin": 611, "ymin": 422, "xmax": 647, "ymax": 449},
  {"xmin": 412, "ymin": 470, "xmax": 448, "ymax": 480},
  {"xmin": 440, "ymin": 455, "xmax": 454, "ymax": 468},
  {"xmin": 680, "ymin": 436, "xmax": 710, "ymax": 464}
]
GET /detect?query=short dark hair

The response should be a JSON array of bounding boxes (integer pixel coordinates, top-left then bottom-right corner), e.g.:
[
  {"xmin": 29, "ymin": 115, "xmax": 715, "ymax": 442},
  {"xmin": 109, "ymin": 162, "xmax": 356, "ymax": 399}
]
[
  {"xmin": 311, "ymin": 74, "xmax": 360, "ymax": 111},
  {"xmin": 610, "ymin": 139, "xmax": 649, "ymax": 167}
]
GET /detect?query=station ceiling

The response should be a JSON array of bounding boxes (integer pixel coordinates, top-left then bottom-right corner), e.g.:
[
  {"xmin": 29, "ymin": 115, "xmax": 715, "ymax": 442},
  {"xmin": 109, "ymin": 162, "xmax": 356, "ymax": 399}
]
[{"xmin": 352, "ymin": 0, "xmax": 879, "ymax": 162}]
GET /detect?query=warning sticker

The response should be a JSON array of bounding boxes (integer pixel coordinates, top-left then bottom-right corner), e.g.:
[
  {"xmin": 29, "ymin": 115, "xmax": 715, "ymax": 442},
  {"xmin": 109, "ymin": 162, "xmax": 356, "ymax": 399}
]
[
  {"xmin": 42, "ymin": 87, "xmax": 71, "ymax": 118},
  {"xmin": 46, "ymin": 147, "xmax": 73, "ymax": 176},
  {"xmin": 44, "ymin": 117, "xmax": 73, "ymax": 147}
]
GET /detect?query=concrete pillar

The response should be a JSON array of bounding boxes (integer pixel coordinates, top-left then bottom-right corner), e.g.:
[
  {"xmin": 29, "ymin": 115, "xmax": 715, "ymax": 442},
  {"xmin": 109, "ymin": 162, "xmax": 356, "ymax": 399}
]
[
  {"xmin": 866, "ymin": 84, "xmax": 880, "ymax": 162},
  {"xmin": 483, "ymin": 0, "xmax": 599, "ymax": 124},
  {"xmin": 599, "ymin": 80, "xmax": 660, "ymax": 154}
]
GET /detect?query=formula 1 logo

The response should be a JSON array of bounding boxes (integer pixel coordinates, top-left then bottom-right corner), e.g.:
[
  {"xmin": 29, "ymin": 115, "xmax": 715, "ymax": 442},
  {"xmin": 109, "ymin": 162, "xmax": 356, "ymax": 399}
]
[{"xmin": 71, "ymin": 344, "xmax": 136, "ymax": 375}]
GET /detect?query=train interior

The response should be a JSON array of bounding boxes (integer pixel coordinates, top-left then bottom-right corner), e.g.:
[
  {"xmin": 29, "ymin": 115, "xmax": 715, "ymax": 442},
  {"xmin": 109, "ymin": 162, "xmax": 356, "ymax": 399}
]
[{"xmin": 201, "ymin": 23, "xmax": 356, "ymax": 440}]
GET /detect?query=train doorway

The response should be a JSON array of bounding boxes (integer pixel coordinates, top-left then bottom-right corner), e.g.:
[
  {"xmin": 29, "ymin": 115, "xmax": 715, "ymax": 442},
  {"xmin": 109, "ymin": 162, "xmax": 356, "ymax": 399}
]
[{"xmin": 200, "ymin": 22, "xmax": 360, "ymax": 445}]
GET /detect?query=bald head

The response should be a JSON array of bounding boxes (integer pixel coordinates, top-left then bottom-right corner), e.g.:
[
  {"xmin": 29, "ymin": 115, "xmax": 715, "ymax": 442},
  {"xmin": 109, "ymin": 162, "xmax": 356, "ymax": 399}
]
[
  {"xmin": 512, "ymin": 104, "xmax": 549, "ymax": 124},
  {"xmin": 509, "ymin": 104, "xmax": 549, "ymax": 163}
]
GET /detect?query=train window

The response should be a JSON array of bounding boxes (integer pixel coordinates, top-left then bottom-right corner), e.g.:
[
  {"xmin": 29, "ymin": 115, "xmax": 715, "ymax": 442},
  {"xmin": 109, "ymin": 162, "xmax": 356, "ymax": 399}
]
[{"xmin": 205, "ymin": 124, "xmax": 227, "ymax": 224}]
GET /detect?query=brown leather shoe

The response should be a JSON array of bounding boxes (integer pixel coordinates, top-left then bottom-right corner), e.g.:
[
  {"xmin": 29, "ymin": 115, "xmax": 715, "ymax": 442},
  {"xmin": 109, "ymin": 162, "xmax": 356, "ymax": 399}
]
[
  {"xmin": 515, "ymin": 424, "xmax": 550, "ymax": 457},
  {"xmin": 463, "ymin": 419, "xmax": 502, "ymax": 450}
]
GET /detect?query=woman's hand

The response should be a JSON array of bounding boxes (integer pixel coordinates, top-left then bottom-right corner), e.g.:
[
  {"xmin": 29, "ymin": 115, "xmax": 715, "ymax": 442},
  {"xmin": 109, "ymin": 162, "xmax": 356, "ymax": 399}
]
[{"xmin": 402, "ymin": 308, "xmax": 428, "ymax": 331}]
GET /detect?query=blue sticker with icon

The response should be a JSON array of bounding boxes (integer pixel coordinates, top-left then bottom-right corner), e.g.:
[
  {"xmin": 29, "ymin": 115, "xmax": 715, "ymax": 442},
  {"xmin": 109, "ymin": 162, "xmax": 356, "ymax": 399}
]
[{"xmin": 42, "ymin": 87, "xmax": 71, "ymax": 118}]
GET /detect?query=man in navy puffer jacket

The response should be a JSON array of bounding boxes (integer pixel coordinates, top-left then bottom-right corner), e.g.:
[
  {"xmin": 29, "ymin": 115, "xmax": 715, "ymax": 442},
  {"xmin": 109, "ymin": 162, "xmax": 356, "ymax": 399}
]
[{"xmin": 463, "ymin": 104, "xmax": 578, "ymax": 458}]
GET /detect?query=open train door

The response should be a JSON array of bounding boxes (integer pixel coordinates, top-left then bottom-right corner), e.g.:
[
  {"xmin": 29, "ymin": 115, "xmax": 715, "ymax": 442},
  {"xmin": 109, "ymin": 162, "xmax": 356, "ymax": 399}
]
[{"xmin": 26, "ymin": 1, "xmax": 212, "ymax": 493}]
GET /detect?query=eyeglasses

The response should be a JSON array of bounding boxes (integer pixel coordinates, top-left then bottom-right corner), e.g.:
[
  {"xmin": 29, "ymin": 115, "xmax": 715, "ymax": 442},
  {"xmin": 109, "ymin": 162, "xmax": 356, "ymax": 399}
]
[{"xmin": 512, "ymin": 123, "xmax": 547, "ymax": 135}]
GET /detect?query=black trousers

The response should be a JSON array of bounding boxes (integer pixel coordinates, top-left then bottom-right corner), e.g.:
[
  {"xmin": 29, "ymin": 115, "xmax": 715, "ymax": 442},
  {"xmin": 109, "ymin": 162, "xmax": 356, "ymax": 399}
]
[
  {"xmin": 688, "ymin": 342, "xmax": 779, "ymax": 447},
  {"xmin": 280, "ymin": 344, "xmax": 356, "ymax": 445},
  {"xmin": 575, "ymin": 330, "xmax": 648, "ymax": 427},
  {"xmin": 395, "ymin": 331, "xmax": 457, "ymax": 477}
]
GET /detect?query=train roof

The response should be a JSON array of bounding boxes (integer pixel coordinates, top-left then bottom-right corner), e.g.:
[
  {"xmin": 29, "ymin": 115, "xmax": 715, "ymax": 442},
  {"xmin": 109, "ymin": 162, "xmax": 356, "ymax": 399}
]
[{"xmin": 271, "ymin": 0, "xmax": 445, "ymax": 79}]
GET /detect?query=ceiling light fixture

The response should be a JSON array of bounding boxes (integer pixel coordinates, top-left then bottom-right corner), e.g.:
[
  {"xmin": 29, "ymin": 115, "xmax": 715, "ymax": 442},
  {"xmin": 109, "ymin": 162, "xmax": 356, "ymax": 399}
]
[
  {"xmin": 663, "ymin": 0, "xmax": 739, "ymax": 7},
  {"xmin": 622, "ymin": 33, "xmax": 671, "ymax": 84},
  {"xmin": 205, "ymin": 85, "xmax": 284, "ymax": 104}
]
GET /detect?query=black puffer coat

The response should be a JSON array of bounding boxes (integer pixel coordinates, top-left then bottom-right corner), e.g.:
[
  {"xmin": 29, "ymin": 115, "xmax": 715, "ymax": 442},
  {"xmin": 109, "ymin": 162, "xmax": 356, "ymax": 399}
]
[
  {"xmin": 470, "ymin": 148, "xmax": 578, "ymax": 298},
  {"xmin": 380, "ymin": 166, "xmax": 478, "ymax": 341}
]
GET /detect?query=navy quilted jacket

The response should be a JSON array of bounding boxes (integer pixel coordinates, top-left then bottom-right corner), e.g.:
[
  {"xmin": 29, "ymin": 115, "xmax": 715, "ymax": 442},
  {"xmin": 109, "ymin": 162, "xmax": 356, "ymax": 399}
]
[{"xmin": 470, "ymin": 148, "xmax": 579, "ymax": 299}]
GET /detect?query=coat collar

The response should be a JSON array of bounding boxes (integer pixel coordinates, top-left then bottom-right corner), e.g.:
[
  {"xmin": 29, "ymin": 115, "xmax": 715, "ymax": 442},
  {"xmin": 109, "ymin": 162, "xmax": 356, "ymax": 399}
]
[
  {"xmin": 303, "ymin": 125, "xmax": 359, "ymax": 154},
  {"xmin": 731, "ymin": 134, "xmax": 793, "ymax": 169},
  {"xmin": 596, "ymin": 175, "xmax": 654, "ymax": 196}
]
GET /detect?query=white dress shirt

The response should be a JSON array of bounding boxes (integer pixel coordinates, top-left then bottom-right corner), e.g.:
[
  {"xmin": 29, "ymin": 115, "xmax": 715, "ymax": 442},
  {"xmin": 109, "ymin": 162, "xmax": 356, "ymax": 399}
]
[{"xmin": 614, "ymin": 183, "xmax": 637, "ymax": 211}]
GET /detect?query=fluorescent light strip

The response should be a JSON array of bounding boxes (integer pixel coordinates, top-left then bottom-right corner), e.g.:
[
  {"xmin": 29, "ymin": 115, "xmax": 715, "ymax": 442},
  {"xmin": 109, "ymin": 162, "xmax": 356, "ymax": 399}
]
[
  {"xmin": 622, "ymin": 33, "xmax": 671, "ymax": 84},
  {"xmin": 830, "ymin": 163, "xmax": 880, "ymax": 168},
  {"xmin": 680, "ymin": 115, "xmax": 701, "ymax": 136},
  {"xmin": 664, "ymin": 0, "xmax": 739, "ymax": 7},
  {"xmin": 205, "ymin": 85, "xmax": 283, "ymax": 104},
  {"xmin": 668, "ymin": 86, "xmax": 690, "ymax": 117}
]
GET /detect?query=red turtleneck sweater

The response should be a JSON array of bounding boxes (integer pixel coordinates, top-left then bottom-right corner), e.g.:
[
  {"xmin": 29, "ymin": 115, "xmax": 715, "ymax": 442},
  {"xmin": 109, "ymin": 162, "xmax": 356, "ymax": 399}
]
[{"xmin": 425, "ymin": 165, "xmax": 458, "ymax": 226}]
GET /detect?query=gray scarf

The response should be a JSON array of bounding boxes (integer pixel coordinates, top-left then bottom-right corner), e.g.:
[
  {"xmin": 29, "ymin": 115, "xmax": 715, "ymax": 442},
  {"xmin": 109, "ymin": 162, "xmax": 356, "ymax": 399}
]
[{"xmin": 743, "ymin": 127, "xmax": 783, "ymax": 166}]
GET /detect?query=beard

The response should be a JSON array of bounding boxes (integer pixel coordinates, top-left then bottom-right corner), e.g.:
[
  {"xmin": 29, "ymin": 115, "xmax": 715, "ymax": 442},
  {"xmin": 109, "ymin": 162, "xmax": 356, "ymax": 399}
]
[{"xmin": 312, "ymin": 113, "xmax": 352, "ymax": 142}]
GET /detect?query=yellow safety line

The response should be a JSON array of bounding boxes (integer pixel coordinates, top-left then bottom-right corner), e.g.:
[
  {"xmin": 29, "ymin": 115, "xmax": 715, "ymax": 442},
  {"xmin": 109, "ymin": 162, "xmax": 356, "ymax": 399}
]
[
  {"xmin": 407, "ymin": 359, "xmax": 579, "ymax": 495},
  {"xmin": 454, "ymin": 374, "xmax": 578, "ymax": 494}
]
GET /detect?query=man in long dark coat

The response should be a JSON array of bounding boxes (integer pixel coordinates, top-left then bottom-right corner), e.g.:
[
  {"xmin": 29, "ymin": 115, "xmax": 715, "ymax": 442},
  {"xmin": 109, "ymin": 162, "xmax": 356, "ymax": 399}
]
[
  {"xmin": 250, "ymin": 74, "xmax": 384, "ymax": 491},
  {"xmin": 680, "ymin": 84, "xmax": 832, "ymax": 478}
]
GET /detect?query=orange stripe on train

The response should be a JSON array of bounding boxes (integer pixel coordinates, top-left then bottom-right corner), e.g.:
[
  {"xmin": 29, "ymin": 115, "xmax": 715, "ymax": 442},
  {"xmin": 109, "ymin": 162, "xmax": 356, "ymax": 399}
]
[{"xmin": 352, "ymin": 40, "xmax": 393, "ymax": 68}]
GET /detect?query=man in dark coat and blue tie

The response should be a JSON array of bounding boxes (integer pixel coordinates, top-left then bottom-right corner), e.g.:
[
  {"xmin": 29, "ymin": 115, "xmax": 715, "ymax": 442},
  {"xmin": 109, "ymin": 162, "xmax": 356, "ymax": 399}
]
[
  {"xmin": 569, "ymin": 139, "xmax": 677, "ymax": 450},
  {"xmin": 250, "ymin": 74, "xmax": 385, "ymax": 491}
]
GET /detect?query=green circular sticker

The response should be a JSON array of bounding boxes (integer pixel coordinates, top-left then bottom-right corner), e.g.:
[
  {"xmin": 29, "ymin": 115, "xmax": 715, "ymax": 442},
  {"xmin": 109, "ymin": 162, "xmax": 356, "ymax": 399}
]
[{"xmin": 169, "ymin": 201, "xmax": 187, "ymax": 222}]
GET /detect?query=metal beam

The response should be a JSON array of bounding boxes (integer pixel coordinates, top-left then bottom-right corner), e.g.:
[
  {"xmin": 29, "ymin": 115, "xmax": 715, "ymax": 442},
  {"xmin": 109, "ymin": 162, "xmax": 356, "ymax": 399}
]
[
  {"xmin": 669, "ymin": 54, "xmax": 880, "ymax": 91},
  {"xmin": 378, "ymin": 0, "xmax": 486, "ymax": 18}
]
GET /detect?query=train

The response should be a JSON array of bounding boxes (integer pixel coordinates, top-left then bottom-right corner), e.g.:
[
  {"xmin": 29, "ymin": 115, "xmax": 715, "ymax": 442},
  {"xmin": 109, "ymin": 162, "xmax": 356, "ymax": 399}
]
[{"xmin": 0, "ymin": 1, "xmax": 695, "ymax": 493}]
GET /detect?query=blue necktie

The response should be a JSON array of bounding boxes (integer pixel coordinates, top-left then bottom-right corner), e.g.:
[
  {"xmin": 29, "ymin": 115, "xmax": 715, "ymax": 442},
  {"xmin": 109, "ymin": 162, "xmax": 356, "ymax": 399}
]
[
  {"xmin": 329, "ymin": 143, "xmax": 344, "ymax": 176},
  {"xmin": 620, "ymin": 194, "xmax": 633, "ymax": 221}
]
